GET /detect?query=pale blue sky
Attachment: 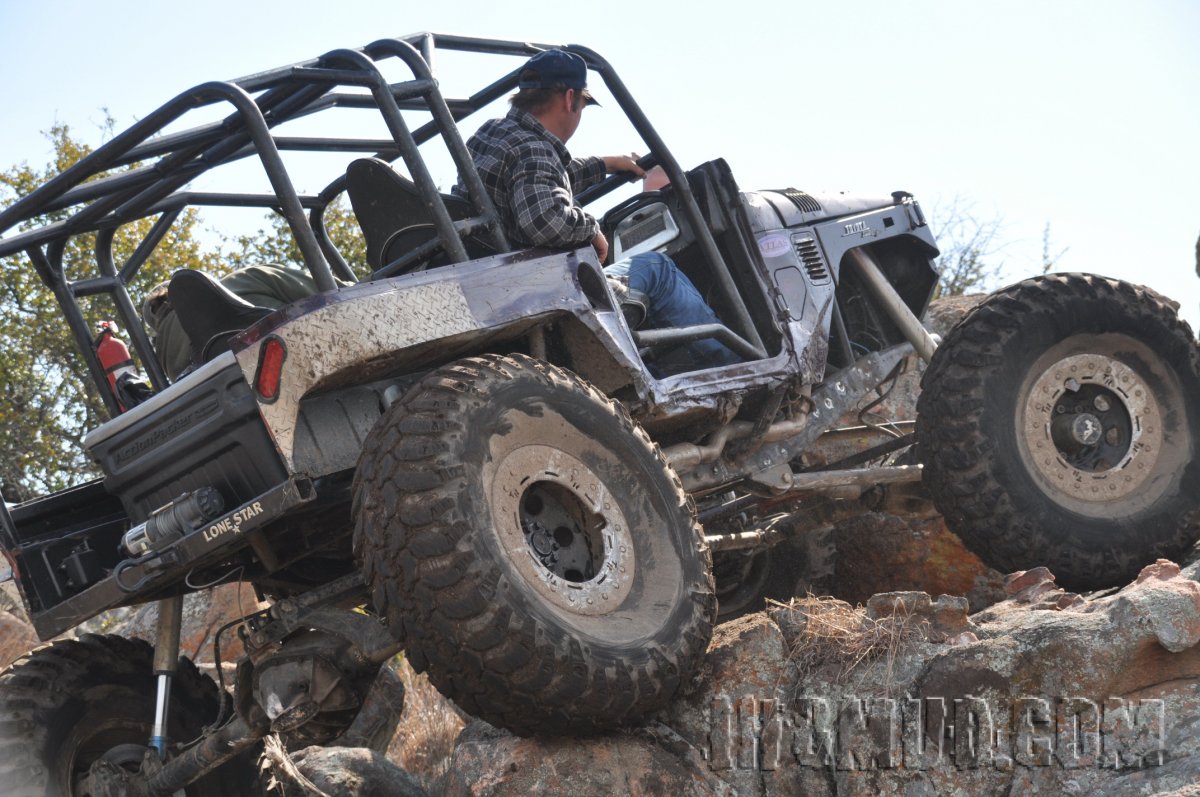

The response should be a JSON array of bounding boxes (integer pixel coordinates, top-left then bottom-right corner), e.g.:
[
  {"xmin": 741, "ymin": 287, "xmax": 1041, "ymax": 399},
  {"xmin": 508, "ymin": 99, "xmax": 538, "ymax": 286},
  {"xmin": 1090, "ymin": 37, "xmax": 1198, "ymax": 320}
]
[{"xmin": 1, "ymin": 0, "xmax": 1197, "ymax": 329}]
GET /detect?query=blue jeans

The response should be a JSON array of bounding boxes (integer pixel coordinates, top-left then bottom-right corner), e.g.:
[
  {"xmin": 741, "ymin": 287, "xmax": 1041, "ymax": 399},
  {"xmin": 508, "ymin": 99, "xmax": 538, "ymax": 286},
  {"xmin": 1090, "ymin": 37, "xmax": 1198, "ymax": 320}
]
[{"xmin": 605, "ymin": 251, "xmax": 740, "ymax": 374}]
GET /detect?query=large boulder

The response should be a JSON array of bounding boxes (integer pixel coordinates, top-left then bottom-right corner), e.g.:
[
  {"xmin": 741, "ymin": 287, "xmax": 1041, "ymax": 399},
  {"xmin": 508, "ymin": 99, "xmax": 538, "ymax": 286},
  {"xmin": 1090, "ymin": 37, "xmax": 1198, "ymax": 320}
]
[
  {"xmin": 433, "ymin": 560, "xmax": 1200, "ymax": 797},
  {"xmin": 387, "ymin": 655, "xmax": 469, "ymax": 791},
  {"xmin": 831, "ymin": 512, "xmax": 1005, "ymax": 609},
  {"xmin": 266, "ymin": 741, "xmax": 429, "ymax": 797},
  {"xmin": 438, "ymin": 721, "xmax": 733, "ymax": 797}
]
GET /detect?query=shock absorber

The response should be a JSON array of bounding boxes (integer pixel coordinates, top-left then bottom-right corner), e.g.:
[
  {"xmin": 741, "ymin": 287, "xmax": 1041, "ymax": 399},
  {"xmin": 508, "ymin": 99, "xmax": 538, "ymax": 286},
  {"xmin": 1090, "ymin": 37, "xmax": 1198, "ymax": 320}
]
[{"xmin": 151, "ymin": 594, "xmax": 184, "ymax": 759}]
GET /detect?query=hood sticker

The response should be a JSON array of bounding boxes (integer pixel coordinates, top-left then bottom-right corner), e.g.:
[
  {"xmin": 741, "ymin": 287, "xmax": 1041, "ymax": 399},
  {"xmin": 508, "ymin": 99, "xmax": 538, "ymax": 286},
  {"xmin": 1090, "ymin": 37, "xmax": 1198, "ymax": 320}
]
[{"xmin": 758, "ymin": 234, "xmax": 791, "ymax": 259}]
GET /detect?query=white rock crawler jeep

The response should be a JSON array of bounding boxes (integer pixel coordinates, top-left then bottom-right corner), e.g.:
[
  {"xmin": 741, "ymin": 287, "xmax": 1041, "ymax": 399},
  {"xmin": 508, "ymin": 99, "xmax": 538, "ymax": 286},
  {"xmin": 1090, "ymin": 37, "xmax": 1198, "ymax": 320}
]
[{"xmin": 0, "ymin": 33, "xmax": 1195, "ymax": 797}]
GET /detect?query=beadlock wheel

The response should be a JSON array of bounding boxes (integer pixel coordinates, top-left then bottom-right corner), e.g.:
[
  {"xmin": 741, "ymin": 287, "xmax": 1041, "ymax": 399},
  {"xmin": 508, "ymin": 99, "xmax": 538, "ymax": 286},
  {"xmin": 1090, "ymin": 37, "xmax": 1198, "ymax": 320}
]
[
  {"xmin": 1019, "ymin": 351, "xmax": 1164, "ymax": 514},
  {"xmin": 917, "ymin": 274, "xmax": 1200, "ymax": 591},
  {"xmin": 353, "ymin": 354, "xmax": 715, "ymax": 735},
  {"xmin": 490, "ymin": 446, "xmax": 637, "ymax": 617}
]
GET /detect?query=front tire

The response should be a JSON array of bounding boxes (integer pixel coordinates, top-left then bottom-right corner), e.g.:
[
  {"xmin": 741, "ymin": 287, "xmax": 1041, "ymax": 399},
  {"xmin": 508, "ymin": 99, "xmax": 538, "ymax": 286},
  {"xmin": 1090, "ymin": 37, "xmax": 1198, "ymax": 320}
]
[
  {"xmin": 917, "ymin": 274, "xmax": 1200, "ymax": 591},
  {"xmin": 0, "ymin": 634, "xmax": 260, "ymax": 797},
  {"xmin": 353, "ymin": 354, "xmax": 715, "ymax": 735}
]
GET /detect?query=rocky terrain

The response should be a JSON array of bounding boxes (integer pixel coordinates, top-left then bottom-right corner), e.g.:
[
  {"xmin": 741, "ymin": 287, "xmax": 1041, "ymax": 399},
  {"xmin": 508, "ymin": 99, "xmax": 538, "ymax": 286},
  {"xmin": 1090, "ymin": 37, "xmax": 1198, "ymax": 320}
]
[
  {"xmin": 4, "ymin": 553, "xmax": 1198, "ymax": 796},
  {"xmin": 434, "ymin": 559, "xmax": 1200, "ymax": 797},
  {"xmin": 2, "ymin": 293, "xmax": 1197, "ymax": 795}
]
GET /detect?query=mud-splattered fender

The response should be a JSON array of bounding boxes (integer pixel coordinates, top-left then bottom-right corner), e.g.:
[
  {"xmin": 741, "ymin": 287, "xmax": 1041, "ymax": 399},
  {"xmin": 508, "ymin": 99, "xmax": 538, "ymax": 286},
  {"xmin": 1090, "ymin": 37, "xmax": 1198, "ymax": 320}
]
[{"xmin": 232, "ymin": 248, "xmax": 643, "ymax": 470}]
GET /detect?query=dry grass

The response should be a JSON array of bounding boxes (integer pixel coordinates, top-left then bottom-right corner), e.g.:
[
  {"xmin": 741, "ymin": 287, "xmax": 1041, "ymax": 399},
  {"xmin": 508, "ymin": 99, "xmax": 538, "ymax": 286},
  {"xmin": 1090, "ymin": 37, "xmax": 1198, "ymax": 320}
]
[
  {"xmin": 770, "ymin": 594, "xmax": 924, "ymax": 692},
  {"xmin": 262, "ymin": 734, "xmax": 331, "ymax": 797}
]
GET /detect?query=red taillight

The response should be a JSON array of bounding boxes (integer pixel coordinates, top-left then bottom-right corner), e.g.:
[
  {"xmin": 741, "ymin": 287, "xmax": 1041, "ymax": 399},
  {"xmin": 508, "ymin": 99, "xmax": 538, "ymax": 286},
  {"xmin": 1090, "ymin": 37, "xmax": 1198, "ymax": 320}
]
[{"xmin": 255, "ymin": 336, "xmax": 287, "ymax": 401}]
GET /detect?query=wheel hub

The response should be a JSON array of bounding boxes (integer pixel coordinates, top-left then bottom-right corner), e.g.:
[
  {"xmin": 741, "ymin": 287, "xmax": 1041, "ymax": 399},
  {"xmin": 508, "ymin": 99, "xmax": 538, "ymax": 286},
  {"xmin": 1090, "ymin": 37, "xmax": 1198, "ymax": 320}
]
[
  {"xmin": 78, "ymin": 744, "xmax": 155, "ymax": 797},
  {"xmin": 520, "ymin": 484, "xmax": 600, "ymax": 582},
  {"xmin": 1021, "ymin": 352, "xmax": 1162, "ymax": 508},
  {"xmin": 1064, "ymin": 412, "xmax": 1103, "ymax": 447},
  {"xmin": 492, "ymin": 444, "xmax": 635, "ymax": 616}
]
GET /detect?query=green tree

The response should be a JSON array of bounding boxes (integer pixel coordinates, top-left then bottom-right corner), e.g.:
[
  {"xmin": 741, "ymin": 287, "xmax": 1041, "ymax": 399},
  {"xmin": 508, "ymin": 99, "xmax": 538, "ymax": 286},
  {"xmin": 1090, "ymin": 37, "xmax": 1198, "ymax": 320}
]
[
  {"xmin": 0, "ymin": 123, "xmax": 223, "ymax": 501},
  {"xmin": 223, "ymin": 197, "xmax": 367, "ymax": 278}
]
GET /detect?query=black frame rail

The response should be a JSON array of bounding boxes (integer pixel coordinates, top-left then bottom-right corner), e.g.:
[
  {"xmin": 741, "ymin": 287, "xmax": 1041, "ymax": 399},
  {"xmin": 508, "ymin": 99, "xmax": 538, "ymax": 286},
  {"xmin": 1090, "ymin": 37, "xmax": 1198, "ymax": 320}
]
[{"xmin": 0, "ymin": 32, "xmax": 763, "ymax": 419}]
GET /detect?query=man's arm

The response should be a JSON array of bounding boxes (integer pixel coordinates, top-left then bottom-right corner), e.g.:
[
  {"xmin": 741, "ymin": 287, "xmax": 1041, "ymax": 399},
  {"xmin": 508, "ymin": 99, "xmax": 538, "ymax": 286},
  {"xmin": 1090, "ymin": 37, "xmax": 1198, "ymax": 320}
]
[
  {"xmin": 510, "ymin": 147, "xmax": 600, "ymax": 248},
  {"xmin": 567, "ymin": 156, "xmax": 606, "ymax": 193},
  {"xmin": 568, "ymin": 154, "xmax": 646, "ymax": 193}
]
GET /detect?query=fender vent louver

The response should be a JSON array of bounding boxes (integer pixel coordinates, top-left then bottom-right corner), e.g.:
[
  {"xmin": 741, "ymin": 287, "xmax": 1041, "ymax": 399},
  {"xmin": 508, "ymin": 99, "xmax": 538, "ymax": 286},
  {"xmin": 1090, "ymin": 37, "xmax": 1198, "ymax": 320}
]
[
  {"xmin": 793, "ymin": 236, "xmax": 831, "ymax": 285},
  {"xmin": 776, "ymin": 188, "xmax": 823, "ymax": 214}
]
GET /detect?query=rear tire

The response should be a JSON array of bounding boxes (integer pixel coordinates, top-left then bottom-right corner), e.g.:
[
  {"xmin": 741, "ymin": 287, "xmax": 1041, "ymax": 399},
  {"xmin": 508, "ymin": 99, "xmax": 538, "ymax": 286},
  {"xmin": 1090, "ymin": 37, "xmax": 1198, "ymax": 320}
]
[
  {"xmin": 713, "ymin": 541, "xmax": 805, "ymax": 622},
  {"xmin": 353, "ymin": 354, "xmax": 715, "ymax": 735},
  {"xmin": 917, "ymin": 274, "xmax": 1200, "ymax": 591},
  {"xmin": 0, "ymin": 634, "xmax": 261, "ymax": 797}
]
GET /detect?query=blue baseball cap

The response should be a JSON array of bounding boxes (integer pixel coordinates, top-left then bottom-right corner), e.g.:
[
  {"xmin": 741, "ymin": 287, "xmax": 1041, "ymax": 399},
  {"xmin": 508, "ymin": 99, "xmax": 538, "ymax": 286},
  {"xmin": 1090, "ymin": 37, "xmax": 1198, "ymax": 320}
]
[{"xmin": 519, "ymin": 49, "xmax": 599, "ymax": 106}]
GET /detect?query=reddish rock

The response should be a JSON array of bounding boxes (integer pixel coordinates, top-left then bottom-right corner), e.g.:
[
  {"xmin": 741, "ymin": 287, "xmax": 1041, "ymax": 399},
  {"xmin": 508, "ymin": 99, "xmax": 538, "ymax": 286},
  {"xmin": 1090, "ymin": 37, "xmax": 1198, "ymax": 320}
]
[
  {"xmin": 943, "ymin": 630, "xmax": 978, "ymax": 646},
  {"xmin": 702, "ymin": 613, "xmax": 793, "ymax": 694},
  {"xmin": 1135, "ymin": 559, "xmax": 1187, "ymax": 584},
  {"xmin": 991, "ymin": 566, "xmax": 1090, "ymax": 613},
  {"xmin": 1085, "ymin": 558, "xmax": 1200, "ymax": 653},
  {"xmin": 1003, "ymin": 566, "xmax": 1057, "ymax": 595},
  {"xmin": 439, "ymin": 722, "xmax": 732, "ymax": 797},
  {"xmin": 1050, "ymin": 592, "xmax": 1086, "ymax": 611},
  {"xmin": 179, "ymin": 581, "xmax": 263, "ymax": 664},
  {"xmin": 793, "ymin": 293, "xmax": 1004, "ymax": 615},
  {"xmin": 0, "ymin": 609, "xmax": 39, "ymax": 669},
  {"xmin": 80, "ymin": 581, "xmax": 264, "ymax": 672},
  {"xmin": 864, "ymin": 592, "xmax": 975, "ymax": 643},
  {"xmin": 439, "ymin": 561, "xmax": 1200, "ymax": 797},
  {"xmin": 832, "ymin": 512, "xmax": 1006, "ymax": 609}
]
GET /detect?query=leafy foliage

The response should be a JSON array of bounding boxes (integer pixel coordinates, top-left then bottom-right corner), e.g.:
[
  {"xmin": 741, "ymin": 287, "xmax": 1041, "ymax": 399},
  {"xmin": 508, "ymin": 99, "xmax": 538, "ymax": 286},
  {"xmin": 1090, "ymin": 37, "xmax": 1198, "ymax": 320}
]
[
  {"xmin": 0, "ymin": 123, "xmax": 370, "ymax": 501},
  {"xmin": 929, "ymin": 200, "xmax": 1067, "ymax": 298},
  {"xmin": 223, "ymin": 198, "xmax": 368, "ymax": 278},
  {"xmin": 0, "ymin": 123, "xmax": 223, "ymax": 500}
]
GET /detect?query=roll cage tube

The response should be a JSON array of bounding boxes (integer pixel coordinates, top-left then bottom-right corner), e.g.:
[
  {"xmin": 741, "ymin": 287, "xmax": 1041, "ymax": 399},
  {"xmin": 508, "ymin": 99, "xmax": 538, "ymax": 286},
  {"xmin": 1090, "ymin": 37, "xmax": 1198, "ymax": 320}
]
[
  {"xmin": 0, "ymin": 38, "xmax": 512, "ymax": 414},
  {"xmin": 374, "ymin": 34, "xmax": 767, "ymax": 357},
  {"xmin": 0, "ymin": 33, "xmax": 765, "ymax": 416},
  {"xmin": 566, "ymin": 44, "xmax": 767, "ymax": 358}
]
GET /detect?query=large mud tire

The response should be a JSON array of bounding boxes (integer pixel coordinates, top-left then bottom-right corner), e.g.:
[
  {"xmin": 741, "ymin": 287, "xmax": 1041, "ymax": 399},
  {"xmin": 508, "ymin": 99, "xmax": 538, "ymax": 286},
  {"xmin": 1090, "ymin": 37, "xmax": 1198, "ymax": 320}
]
[
  {"xmin": 0, "ymin": 634, "xmax": 260, "ymax": 797},
  {"xmin": 353, "ymin": 354, "xmax": 715, "ymax": 735},
  {"xmin": 917, "ymin": 274, "xmax": 1200, "ymax": 591}
]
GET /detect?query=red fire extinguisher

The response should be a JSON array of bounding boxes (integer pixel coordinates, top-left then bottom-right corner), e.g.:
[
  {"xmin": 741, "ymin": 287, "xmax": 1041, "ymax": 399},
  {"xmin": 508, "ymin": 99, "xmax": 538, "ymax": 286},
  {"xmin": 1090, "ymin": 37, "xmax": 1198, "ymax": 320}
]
[{"xmin": 95, "ymin": 322, "xmax": 139, "ymax": 411}]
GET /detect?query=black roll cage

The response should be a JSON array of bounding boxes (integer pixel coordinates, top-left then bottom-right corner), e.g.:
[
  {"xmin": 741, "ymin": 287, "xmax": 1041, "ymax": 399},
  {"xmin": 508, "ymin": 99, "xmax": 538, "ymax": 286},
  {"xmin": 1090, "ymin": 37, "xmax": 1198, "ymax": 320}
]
[{"xmin": 0, "ymin": 32, "xmax": 763, "ymax": 419}]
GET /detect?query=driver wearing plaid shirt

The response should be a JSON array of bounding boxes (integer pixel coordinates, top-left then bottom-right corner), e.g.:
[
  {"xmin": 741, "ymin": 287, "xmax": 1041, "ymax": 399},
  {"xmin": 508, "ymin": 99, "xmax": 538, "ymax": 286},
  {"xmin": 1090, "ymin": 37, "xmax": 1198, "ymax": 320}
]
[{"xmin": 457, "ymin": 49, "xmax": 739, "ymax": 374}]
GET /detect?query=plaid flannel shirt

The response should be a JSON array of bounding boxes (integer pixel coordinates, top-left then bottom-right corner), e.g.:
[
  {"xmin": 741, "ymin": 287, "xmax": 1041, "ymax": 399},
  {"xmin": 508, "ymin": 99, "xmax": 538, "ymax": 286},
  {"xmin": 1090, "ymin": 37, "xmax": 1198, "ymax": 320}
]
[{"xmin": 457, "ymin": 108, "xmax": 606, "ymax": 249}]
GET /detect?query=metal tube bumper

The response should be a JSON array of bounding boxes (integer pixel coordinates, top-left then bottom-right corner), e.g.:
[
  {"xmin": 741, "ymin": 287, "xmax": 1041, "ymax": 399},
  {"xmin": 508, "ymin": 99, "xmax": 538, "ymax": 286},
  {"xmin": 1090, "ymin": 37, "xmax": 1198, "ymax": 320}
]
[{"xmin": 846, "ymin": 248, "xmax": 939, "ymax": 363}]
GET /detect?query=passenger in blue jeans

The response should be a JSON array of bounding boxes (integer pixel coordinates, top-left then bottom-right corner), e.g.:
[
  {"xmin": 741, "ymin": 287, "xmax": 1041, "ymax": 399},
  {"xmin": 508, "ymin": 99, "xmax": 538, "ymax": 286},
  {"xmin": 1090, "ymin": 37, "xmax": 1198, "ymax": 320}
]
[
  {"xmin": 458, "ymin": 49, "xmax": 739, "ymax": 374},
  {"xmin": 603, "ymin": 252, "xmax": 739, "ymax": 374}
]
